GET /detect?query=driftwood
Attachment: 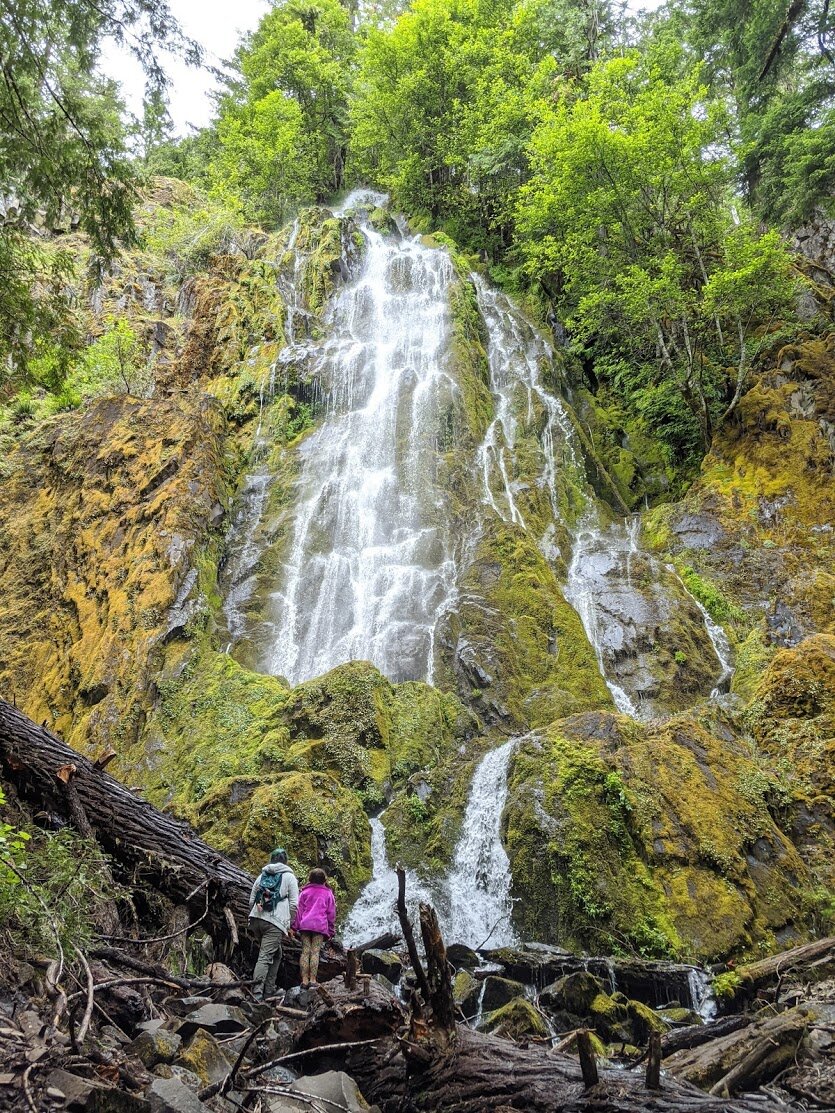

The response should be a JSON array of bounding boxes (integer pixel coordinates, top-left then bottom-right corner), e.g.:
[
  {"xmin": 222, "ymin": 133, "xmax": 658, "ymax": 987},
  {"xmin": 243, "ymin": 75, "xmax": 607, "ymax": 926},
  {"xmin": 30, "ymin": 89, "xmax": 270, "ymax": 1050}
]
[
  {"xmin": 396, "ymin": 865, "xmax": 430, "ymax": 1002},
  {"xmin": 629, "ymin": 1014, "xmax": 752, "ymax": 1068},
  {"xmin": 419, "ymin": 903, "xmax": 456, "ymax": 1035},
  {"xmin": 292, "ymin": 978, "xmax": 785, "ymax": 1113},
  {"xmin": 729, "ymin": 936, "xmax": 835, "ymax": 999}
]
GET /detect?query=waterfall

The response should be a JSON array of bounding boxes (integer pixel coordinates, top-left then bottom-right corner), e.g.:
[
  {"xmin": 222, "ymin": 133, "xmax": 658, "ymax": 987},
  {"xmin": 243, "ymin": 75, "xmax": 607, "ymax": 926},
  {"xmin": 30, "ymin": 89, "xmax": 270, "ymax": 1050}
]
[
  {"xmin": 564, "ymin": 515, "xmax": 643, "ymax": 716},
  {"xmin": 472, "ymin": 275, "xmax": 581, "ymax": 528},
  {"xmin": 265, "ymin": 215, "xmax": 459, "ymax": 685},
  {"xmin": 342, "ymin": 816, "xmax": 434, "ymax": 947},
  {"xmin": 345, "ymin": 740, "xmax": 519, "ymax": 949},
  {"xmin": 446, "ymin": 738, "xmax": 519, "ymax": 948}
]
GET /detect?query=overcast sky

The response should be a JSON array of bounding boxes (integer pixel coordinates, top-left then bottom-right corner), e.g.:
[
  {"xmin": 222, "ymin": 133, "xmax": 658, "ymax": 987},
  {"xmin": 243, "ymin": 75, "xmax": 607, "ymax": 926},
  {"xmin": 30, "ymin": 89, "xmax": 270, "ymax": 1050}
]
[
  {"xmin": 100, "ymin": 0, "xmax": 662, "ymax": 137},
  {"xmin": 99, "ymin": 0, "xmax": 271, "ymax": 135}
]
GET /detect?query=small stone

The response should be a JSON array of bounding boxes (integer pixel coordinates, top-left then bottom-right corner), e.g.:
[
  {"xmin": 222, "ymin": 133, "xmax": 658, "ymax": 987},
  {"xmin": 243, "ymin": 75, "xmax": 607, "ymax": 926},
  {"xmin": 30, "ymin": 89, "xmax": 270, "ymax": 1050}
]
[
  {"xmin": 128, "ymin": 1029, "xmax": 182, "ymax": 1068},
  {"xmin": 134, "ymin": 1020, "xmax": 165, "ymax": 1035},
  {"xmin": 164, "ymin": 997, "xmax": 213, "ymax": 1019},
  {"xmin": 177, "ymin": 1004, "xmax": 248, "ymax": 1040},
  {"xmin": 268, "ymin": 1071, "xmax": 372, "ymax": 1112},
  {"xmin": 46, "ymin": 1087, "xmax": 65, "ymax": 1099}
]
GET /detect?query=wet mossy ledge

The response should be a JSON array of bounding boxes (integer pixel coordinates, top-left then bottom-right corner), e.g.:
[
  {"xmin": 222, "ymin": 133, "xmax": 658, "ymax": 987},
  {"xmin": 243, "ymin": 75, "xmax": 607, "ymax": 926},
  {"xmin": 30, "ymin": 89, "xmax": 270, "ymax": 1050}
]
[{"xmin": 145, "ymin": 653, "xmax": 481, "ymax": 902}]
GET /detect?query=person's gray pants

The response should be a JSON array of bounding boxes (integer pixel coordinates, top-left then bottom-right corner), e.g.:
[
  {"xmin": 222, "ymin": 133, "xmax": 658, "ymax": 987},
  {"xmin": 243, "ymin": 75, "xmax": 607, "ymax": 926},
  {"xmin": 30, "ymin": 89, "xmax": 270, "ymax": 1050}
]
[{"xmin": 250, "ymin": 918, "xmax": 284, "ymax": 999}]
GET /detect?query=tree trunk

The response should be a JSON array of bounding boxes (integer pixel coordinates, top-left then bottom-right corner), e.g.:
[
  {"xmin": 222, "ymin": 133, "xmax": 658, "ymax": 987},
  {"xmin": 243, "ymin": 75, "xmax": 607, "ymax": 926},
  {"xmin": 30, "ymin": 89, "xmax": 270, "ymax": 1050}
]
[{"xmin": 293, "ymin": 980, "xmax": 785, "ymax": 1113}]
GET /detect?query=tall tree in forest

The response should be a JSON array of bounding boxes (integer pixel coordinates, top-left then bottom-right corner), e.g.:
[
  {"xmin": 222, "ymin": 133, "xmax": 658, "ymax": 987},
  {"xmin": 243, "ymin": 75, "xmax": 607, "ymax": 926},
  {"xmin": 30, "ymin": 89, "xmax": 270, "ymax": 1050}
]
[
  {"xmin": 515, "ymin": 44, "xmax": 798, "ymax": 459},
  {"xmin": 209, "ymin": 0, "xmax": 355, "ymax": 225},
  {"xmin": 686, "ymin": 0, "xmax": 835, "ymax": 224},
  {"xmin": 0, "ymin": 0, "xmax": 197, "ymax": 379}
]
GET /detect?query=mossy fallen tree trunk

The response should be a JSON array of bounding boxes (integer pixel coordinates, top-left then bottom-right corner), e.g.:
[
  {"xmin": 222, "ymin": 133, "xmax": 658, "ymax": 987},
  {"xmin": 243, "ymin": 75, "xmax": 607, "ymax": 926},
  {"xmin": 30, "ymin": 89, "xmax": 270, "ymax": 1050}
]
[
  {"xmin": 292, "ymin": 979, "xmax": 786, "ymax": 1113},
  {"xmin": 717, "ymin": 936, "xmax": 835, "ymax": 1010},
  {"xmin": 0, "ymin": 698, "xmax": 255, "ymax": 950}
]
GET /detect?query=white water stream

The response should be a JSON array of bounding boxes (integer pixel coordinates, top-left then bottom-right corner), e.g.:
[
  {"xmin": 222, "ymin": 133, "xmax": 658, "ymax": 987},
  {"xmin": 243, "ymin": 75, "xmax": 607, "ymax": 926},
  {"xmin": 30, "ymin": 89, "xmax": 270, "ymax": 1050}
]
[
  {"xmin": 342, "ymin": 816, "xmax": 433, "ymax": 946},
  {"xmin": 265, "ymin": 209, "xmax": 459, "ymax": 685},
  {"xmin": 446, "ymin": 738, "xmax": 519, "ymax": 949},
  {"xmin": 344, "ymin": 740, "xmax": 519, "ymax": 949}
]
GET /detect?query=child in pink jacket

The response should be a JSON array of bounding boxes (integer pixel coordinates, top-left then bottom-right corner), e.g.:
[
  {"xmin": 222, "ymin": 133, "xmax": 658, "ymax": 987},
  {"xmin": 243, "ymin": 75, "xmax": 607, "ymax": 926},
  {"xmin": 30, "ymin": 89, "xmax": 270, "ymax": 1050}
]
[{"xmin": 292, "ymin": 868, "xmax": 336, "ymax": 987}]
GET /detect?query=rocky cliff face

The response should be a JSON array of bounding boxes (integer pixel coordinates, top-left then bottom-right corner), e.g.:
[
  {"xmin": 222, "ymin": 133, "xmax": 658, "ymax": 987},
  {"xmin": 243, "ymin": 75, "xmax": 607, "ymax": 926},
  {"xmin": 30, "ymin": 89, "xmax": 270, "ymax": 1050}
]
[{"xmin": 0, "ymin": 182, "xmax": 832, "ymax": 957}]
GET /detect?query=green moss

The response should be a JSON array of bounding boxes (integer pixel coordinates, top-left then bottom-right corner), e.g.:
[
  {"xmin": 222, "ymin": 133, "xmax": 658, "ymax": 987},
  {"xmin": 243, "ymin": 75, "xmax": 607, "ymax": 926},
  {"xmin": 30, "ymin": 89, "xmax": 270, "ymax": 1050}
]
[
  {"xmin": 505, "ymin": 707, "xmax": 816, "ymax": 962},
  {"xmin": 455, "ymin": 525, "xmax": 613, "ymax": 727},
  {"xmin": 294, "ymin": 210, "xmax": 352, "ymax": 315},
  {"xmin": 151, "ymin": 650, "xmax": 292, "ymax": 805},
  {"xmin": 712, "ymin": 970, "xmax": 744, "ymax": 1005},
  {"xmin": 192, "ymin": 770, "xmax": 371, "ymax": 903},
  {"xmin": 732, "ymin": 623, "xmax": 775, "ymax": 702},
  {"xmin": 678, "ymin": 566, "xmax": 745, "ymax": 627},
  {"xmin": 479, "ymin": 996, "xmax": 548, "ymax": 1040}
]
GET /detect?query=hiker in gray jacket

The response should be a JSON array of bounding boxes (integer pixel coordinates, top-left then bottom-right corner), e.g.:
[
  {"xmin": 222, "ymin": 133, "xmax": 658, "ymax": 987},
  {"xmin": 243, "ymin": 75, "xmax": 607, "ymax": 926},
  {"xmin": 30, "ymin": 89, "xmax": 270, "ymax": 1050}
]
[{"xmin": 248, "ymin": 848, "xmax": 299, "ymax": 1001}]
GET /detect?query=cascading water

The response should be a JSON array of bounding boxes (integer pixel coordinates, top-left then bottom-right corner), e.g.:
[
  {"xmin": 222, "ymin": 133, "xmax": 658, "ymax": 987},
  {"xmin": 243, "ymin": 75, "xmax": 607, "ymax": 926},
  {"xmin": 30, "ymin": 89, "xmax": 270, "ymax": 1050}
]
[
  {"xmin": 342, "ymin": 816, "xmax": 434, "ymax": 946},
  {"xmin": 472, "ymin": 275, "xmax": 581, "ymax": 529},
  {"xmin": 471, "ymin": 276, "xmax": 734, "ymax": 717},
  {"xmin": 344, "ymin": 741, "xmax": 519, "ymax": 948},
  {"xmin": 564, "ymin": 515, "xmax": 645, "ymax": 717},
  {"xmin": 446, "ymin": 738, "xmax": 519, "ymax": 949},
  {"xmin": 265, "ymin": 208, "xmax": 459, "ymax": 685}
]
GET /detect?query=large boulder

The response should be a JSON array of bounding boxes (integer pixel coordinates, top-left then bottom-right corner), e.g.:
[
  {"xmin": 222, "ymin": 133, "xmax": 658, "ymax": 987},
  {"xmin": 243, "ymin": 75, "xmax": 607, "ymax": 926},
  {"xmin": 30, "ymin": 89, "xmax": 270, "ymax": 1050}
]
[
  {"xmin": 540, "ymin": 971, "xmax": 605, "ymax": 1017},
  {"xmin": 268, "ymin": 1070, "xmax": 374, "ymax": 1112},
  {"xmin": 479, "ymin": 976, "xmax": 526, "ymax": 1012}
]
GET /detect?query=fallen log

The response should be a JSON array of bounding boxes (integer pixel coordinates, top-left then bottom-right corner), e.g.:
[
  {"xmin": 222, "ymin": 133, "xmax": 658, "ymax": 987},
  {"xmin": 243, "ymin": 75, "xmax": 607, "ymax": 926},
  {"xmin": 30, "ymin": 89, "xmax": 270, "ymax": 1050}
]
[
  {"xmin": 293, "ymin": 978, "xmax": 786, "ymax": 1112},
  {"xmin": 726, "ymin": 936, "xmax": 835, "ymax": 1005},
  {"xmin": 1, "ymin": 701, "xmax": 351, "ymax": 982},
  {"xmin": 660, "ymin": 1015, "xmax": 751, "ymax": 1059},
  {"xmin": 665, "ymin": 1005, "xmax": 812, "ymax": 1094},
  {"xmin": 0, "ymin": 699, "xmax": 255, "ymax": 948}
]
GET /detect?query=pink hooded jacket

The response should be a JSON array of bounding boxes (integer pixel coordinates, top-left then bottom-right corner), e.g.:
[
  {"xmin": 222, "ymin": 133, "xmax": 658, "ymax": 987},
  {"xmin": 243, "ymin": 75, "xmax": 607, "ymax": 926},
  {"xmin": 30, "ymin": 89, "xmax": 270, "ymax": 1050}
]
[{"xmin": 292, "ymin": 883, "xmax": 336, "ymax": 938}]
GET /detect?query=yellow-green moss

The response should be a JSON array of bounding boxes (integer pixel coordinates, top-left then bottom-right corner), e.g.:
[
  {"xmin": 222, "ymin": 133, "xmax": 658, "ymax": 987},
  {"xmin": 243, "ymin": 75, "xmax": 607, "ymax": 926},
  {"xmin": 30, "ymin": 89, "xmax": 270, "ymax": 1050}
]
[
  {"xmin": 505, "ymin": 708, "xmax": 817, "ymax": 961},
  {"xmin": 455, "ymin": 526, "xmax": 613, "ymax": 727},
  {"xmin": 480, "ymin": 996, "xmax": 548, "ymax": 1040}
]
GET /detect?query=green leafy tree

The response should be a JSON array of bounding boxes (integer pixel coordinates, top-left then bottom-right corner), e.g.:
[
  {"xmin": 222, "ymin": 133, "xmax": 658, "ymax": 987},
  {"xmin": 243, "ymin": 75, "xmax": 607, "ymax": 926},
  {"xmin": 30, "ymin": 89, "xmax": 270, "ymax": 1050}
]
[
  {"xmin": 140, "ymin": 87, "xmax": 174, "ymax": 164},
  {"xmin": 0, "ymin": 0, "xmax": 197, "ymax": 381},
  {"xmin": 210, "ymin": 0, "xmax": 355, "ymax": 224},
  {"xmin": 685, "ymin": 0, "xmax": 835, "ymax": 224},
  {"xmin": 516, "ymin": 46, "xmax": 799, "ymax": 458}
]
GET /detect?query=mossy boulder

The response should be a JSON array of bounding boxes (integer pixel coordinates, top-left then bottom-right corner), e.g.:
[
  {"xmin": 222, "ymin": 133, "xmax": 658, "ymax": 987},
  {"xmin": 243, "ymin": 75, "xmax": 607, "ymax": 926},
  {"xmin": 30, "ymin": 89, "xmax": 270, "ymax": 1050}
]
[
  {"xmin": 539, "ymin": 971, "xmax": 604, "ymax": 1017},
  {"xmin": 505, "ymin": 711, "xmax": 817, "ymax": 961},
  {"xmin": 453, "ymin": 969, "xmax": 479, "ymax": 1016},
  {"xmin": 449, "ymin": 525, "xmax": 613, "ymax": 727},
  {"xmin": 588, "ymin": 991, "xmax": 632, "ymax": 1042},
  {"xmin": 189, "ymin": 771, "xmax": 370, "ymax": 901},
  {"xmin": 480, "ymin": 975, "xmax": 526, "ymax": 1011},
  {"xmin": 478, "ymin": 997, "xmax": 548, "ymax": 1041},
  {"xmin": 175, "ymin": 1029, "xmax": 232, "ymax": 1087}
]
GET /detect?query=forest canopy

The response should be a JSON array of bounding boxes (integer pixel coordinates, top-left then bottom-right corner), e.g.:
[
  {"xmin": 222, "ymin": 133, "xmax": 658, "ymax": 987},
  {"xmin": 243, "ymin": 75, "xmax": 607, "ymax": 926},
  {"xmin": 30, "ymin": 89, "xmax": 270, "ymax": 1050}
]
[{"xmin": 1, "ymin": 0, "xmax": 833, "ymax": 471}]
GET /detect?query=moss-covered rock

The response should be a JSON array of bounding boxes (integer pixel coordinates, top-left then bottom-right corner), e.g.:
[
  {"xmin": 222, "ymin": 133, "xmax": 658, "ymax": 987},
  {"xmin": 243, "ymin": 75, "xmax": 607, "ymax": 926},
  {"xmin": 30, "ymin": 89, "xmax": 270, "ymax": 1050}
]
[
  {"xmin": 0, "ymin": 393, "xmax": 230, "ymax": 766},
  {"xmin": 192, "ymin": 770, "xmax": 370, "ymax": 901},
  {"xmin": 505, "ymin": 710, "xmax": 819, "ymax": 960},
  {"xmin": 449, "ymin": 525, "xmax": 613, "ymax": 727},
  {"xmin": 539, "ymin": 971, "xmax": 605, "ymax": 1017},
  {"xmin": 478, "ymin": 996, "xmax": 549, "ymax": 1040}
]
